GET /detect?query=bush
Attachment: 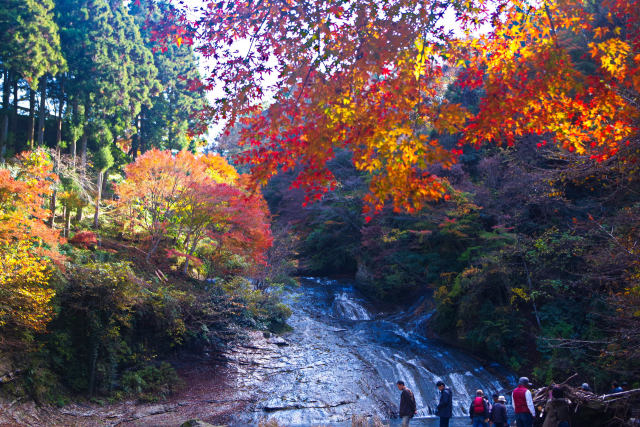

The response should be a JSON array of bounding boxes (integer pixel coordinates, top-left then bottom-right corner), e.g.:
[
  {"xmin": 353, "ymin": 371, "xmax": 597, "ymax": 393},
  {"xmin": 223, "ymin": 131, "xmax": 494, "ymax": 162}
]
[
  {"xmin": 121, "ymin": 362, "xmax": 180, "ymax": 402},
  {"xmin": 216, "ymin": 277, "xmax": 291, "ymax": 332},
  {"xmin": 68, "ymin": 231, "xmax": 98, "ymax": 249}
]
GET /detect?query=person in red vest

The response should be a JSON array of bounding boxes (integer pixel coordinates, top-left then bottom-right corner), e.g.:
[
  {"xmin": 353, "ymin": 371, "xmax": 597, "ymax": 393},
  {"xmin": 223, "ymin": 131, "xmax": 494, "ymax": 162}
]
[
  {"xmin": 512, "ymin": 377, "xmax": 536, "ymax": 427},
  {"xmin": 469, "ymin": 389, "xmax": 490, "ymax": 427}
]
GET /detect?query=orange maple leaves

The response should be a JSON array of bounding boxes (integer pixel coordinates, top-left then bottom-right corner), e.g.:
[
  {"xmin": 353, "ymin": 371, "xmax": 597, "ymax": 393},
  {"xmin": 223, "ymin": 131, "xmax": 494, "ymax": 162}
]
[
  {"xmin": 179, "ymin": 0, "xmax": 640, "ymax": 214},
  {"xmin": 0, "ymin": 150, "xmax": 62, "ymax": 332},
  {"xmin": 0, "ymin": 150, "xmax": 63, "ymax": 260},
  {"xmin": 454, "ymin": 0, "xmax": 639, "ymax": 162},
  {"xmin": 115, "ymin": 149, "xmax": 272, "ymax": 274}
]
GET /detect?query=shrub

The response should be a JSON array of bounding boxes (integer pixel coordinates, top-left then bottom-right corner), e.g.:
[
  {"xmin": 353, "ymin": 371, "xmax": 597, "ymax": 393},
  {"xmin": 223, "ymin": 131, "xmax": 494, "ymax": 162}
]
[
  {"xmin": 121, "ymin": 362, "xmax": 180, "ymax": 402},
  {"xmin": 68, "ymin": 231, "xmax": 98, "ymax": 249}
]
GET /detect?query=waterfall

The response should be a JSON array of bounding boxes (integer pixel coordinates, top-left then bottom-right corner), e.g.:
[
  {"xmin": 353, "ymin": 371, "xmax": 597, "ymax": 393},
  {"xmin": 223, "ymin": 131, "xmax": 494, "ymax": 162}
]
[
  {"xmin": 332, "ymin": 292, "xmax": 371, "ymax": 321},
  {"xmin": 235, "ymin": 277, "xmax": 514, "ymax": 425}
]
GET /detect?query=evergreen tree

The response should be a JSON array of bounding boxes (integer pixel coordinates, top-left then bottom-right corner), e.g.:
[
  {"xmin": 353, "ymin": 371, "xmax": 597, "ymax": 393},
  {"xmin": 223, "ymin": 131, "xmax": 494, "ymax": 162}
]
[
  {"xmin": 55, "ymin": 0, "xmax": 158, "ymax": 225},
  {"xmin": 130, "ymin": 0, "xmax": 206, "ymax": 155},
  {"xmin": 0, "ymin": 0, "xmax": 65, "ymax": 157}
]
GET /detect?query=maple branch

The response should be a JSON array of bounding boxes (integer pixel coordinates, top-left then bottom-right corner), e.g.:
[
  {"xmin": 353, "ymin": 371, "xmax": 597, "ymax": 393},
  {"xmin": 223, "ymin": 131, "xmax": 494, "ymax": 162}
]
[
  {"xmin": 543, "ymin": 2, "xmax": 559, "ymax": 49},
  {"xmin": 589, "ymin": 216, "xmax": 639, "ymax": 258},
  {"xmin": 243, "ymin": 3, "xmax": 271, "ymax": 65},
  {"xmin": 295, "ymin": 63, "xmax": 315, "ymax": 104}
]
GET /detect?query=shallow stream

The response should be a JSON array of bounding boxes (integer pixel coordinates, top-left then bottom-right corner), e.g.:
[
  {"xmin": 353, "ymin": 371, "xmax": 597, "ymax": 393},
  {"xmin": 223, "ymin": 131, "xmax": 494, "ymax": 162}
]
[{"xmin": 233, "ymin": 277, "xmax": 515, "ymax": 425}]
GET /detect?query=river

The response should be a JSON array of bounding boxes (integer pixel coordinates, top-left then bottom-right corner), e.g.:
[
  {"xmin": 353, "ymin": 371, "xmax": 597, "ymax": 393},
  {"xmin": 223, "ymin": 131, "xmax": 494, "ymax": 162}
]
[
  {"xmin": 233, "ymin": 277, "xmax": 516, "ymax": 426},
  {"xmin": 0, "ymin": 276, "xmax": 515, "ymax": 426}
]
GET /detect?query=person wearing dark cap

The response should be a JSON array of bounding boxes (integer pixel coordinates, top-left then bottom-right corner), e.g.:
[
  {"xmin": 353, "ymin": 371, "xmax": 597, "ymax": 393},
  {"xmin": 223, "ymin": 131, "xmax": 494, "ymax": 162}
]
[
  {"xmin": 435, "ymin": 380, "xmax": 453, "ymax": 427},
  {"xmin": 512, "ymin": 377, "xmax": 535, "ymax": 427},
  {"xmin": 397, "ymin": 380, "xmax": 417, "ymax": 426}
]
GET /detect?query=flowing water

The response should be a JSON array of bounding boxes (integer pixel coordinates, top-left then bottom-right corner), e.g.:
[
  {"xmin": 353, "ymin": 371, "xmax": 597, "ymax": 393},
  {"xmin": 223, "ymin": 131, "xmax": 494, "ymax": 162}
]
[{"xmin": 234, "ymin": 277, "xmax": 516, "ymax": 426}]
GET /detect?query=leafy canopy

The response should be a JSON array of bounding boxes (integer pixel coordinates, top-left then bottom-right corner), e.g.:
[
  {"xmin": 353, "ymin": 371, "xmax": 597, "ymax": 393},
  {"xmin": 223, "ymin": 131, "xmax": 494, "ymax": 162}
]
[{"xmin": 161, "ymin": 0, "xmax": 640, "ymax": 215}]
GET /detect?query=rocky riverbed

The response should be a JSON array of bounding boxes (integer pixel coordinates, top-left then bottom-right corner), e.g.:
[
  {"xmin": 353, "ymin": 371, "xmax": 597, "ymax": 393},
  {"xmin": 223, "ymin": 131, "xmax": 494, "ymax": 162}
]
[
  {"xmin": 0, "ymin": 278, "xmax": 514, "ymax": 426},
  {"xmin": 0, "ymin": 330, "xmax": 281, "ymax": 426}
]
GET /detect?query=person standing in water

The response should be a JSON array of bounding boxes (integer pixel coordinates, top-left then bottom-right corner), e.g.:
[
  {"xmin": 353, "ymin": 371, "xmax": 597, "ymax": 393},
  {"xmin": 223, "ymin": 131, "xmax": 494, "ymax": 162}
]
[
  {"xmin": 435, "ymin": 380, "xmax": 453, "ymax": 427},
  {"xmin": 397, "ymin": 380, "xmax": 417, "ymax": 426}
]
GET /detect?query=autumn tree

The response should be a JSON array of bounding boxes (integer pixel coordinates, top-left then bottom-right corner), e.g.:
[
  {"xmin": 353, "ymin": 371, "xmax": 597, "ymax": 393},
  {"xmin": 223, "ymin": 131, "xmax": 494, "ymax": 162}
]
[
  {"xmin": 0, "ymin": 150, "xmax": 62, "ymax": 336},
  {"xmin": 154, "ymin": 0, "xmax": 636, "ymax": 217},
  {"xmin": 116, "ymin": 149, "xmax": 271, "ymax": 275},
  {"xmin": 453, "ymin": 0, "xmax": 640, "ymax": 160}
]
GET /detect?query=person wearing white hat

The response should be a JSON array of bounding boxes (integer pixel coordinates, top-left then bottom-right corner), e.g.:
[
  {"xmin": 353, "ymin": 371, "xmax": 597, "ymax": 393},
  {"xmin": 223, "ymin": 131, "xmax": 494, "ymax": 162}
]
[{"xmin": 490, "ymin": 395, "xmax": 509, "ymax": 427}]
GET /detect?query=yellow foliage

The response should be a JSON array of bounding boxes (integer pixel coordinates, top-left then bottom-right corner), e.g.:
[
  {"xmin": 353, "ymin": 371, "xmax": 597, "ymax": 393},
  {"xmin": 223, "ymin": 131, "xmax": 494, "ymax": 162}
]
[
  {"xmin": 510, "ymin": 287, "xmax": 531, "ymax": 304},
  {"xmin": 0, "ymin": 243, "xmax": 55, "ymax": 332}
]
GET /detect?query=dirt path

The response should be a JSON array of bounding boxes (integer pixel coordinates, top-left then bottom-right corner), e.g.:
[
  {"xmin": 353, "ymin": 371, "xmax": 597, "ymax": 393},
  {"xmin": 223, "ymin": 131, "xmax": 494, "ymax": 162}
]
[{"xmin": 0, "ymin": 331, "xmax": 279, "ymax": 427}]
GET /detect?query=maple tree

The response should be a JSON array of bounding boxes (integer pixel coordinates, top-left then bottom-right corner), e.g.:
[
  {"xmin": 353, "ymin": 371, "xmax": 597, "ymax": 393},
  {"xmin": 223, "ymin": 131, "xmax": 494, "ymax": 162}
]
[
  {"xmin": 116, "ymin": 149, "xmax": 272, "ymax": 274},
  {"xmin": 152, "ymin": 0, "xmax": 485, "ymax": 216},
  {"xmin": 161, "ymin": 0, "xmax": 639, "ymax": 216},
  {"xmin": 0, "ymin": 150, "xmax": 62, "ymax": 333},
  {"xmin": 0, "ymin": 150, "xmax": 63, "ymax": 259},
  {"xmin": 453, "ymin": 0, "xmax": 640, "ymax": 161}
]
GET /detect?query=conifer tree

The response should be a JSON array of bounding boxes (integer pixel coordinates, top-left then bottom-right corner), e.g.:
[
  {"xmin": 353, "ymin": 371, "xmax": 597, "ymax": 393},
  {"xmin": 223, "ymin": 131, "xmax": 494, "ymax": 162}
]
[
  {"xmin": 0, "ymin": 0, "xmax": 65, "ymax": 157},
  {"xmin": 130, "ymin": 0, "xmax": 205, "ymax": 155}
]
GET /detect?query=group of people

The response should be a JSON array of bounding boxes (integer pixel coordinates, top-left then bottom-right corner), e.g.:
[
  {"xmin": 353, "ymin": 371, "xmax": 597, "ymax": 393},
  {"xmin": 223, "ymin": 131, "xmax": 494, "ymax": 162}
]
[{"xmin": 396, "ymin": 376, "xmax": 571, "ymax": 427}]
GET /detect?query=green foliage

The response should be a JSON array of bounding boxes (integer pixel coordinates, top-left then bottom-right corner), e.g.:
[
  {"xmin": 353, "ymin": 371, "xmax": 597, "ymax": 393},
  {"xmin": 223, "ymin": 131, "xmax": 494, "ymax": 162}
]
[
  {"xmin": 120, "ymin": 362, "xmax": 180, "ymax": 402},
  {"xmin": 217, "ymin": 277, "xmax": 292, "ymax": 332},
  {"xmin": 130, "ymin": 0, "xmax": 206, "ymax": 152},
  {"xmin": 0, "ymin": 0, "xmax": 66, "ymax": 83},
  {"xmin": 93, "ymin": 145, "xmax": 114, "ymax": 172}
]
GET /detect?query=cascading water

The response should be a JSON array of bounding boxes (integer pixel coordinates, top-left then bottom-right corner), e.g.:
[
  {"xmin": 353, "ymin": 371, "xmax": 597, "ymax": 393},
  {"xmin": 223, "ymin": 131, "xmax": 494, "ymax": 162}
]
[
  {"xmin": 332, "ymin": 292, "xmax": 371, "ymax": 321},
  {"xmin": 234, "ymin": 277, "xmax": 515, "ymax": 426}
]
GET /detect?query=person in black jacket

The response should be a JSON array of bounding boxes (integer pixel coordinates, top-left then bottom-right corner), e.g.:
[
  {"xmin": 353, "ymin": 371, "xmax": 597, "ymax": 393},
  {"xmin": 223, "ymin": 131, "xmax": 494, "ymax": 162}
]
[
  {"xmin": 490, "ymin": 395, "xmax": 509, "ymax": 427},
  {"xmin": 397, "ymin": 380, "xmax": 417, "ymax": 426},
  {"xmin": 469, "ymin": 389, "xmax": 490, "ymax": 427},
  {"xmin": 436, "ymin": 380, "xmax": 453, "ymax": 427}
]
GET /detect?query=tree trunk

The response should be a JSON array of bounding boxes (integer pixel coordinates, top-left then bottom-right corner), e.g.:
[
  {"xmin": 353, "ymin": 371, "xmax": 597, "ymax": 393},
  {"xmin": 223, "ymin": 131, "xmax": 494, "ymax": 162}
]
[
  {"xmin": 64, "ymin": 204, "xmax": 71, "ymax": 238},
  {"xmin": 28, "ymin": 88, "xmax": 35, "ymax": 148},
  {"xmin": 1, "ymin": 69, "xmax": 10, "ymax": 159},
  {"xmin": 48, "ymin": 190, "xmax": 57, "ymax": 228},
  {"xmin": 11, "ymin": 77, "xmax": 18, "ymax": 143},
  {"xmin": 140, "ymin": 106, "xmax": 146, "ymax": 153},
  {"xmin": 130, "ymin": 113, "xmax": 140, "ymax": 159},
  {"xmin": 56, "ymin": 78, "xmax": 64, "ymax": 151},
  {"xmin": 93, "ymin": 170, "xmax": 104, "ymax": 229},
  {"xmin": 71, "ymin": 99, "xmax": 79, "ymax": 167},
  {"xmin": 168, "ymin": 101, "xmax": 174, "ymax": 150},
  {"xmin": 75, "ymin": 205, "xmax": 83, "ymax": 223},
  {"xmin": 183, "ymin": 237, "xmax": 200, "ymax": 276},
  {"xmin": 88, "ymin": 341, "xmax": 98, "ymax": 397},
  {"xmin": 37, "ymin": 76, "xmax": 47, "ymax": 147},
  {"xmin": 49, "ymin": 78, "xmax": 65, "ymax": 228},
  {"xmin": 80, "ymin": 132, "xmax": 88, "ymax": 173}
]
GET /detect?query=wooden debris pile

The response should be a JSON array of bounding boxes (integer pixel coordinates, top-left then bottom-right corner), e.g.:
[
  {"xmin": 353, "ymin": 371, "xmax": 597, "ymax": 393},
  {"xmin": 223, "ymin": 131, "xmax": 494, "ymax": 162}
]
[{"xmin": 532, "ymin": 380, "xmax": 640, "ymax": 426}]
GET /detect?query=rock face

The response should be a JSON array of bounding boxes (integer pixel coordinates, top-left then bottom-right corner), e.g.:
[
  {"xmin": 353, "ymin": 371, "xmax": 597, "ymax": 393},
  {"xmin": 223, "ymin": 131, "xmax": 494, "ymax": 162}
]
[
  {"xmin": 180, "ymin": 419, "xmax": 222, "ymax": 427},
  {"xmin": 0, "ymin": 277, "xmax": 513, "ymax": 426},
  {"xmin": 267, "ymin": 336, "xmax": 290, "ymax": 346},
  {"xmin": 230, "ymin": 277, "xmax": 512, "ymax": 425}
]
